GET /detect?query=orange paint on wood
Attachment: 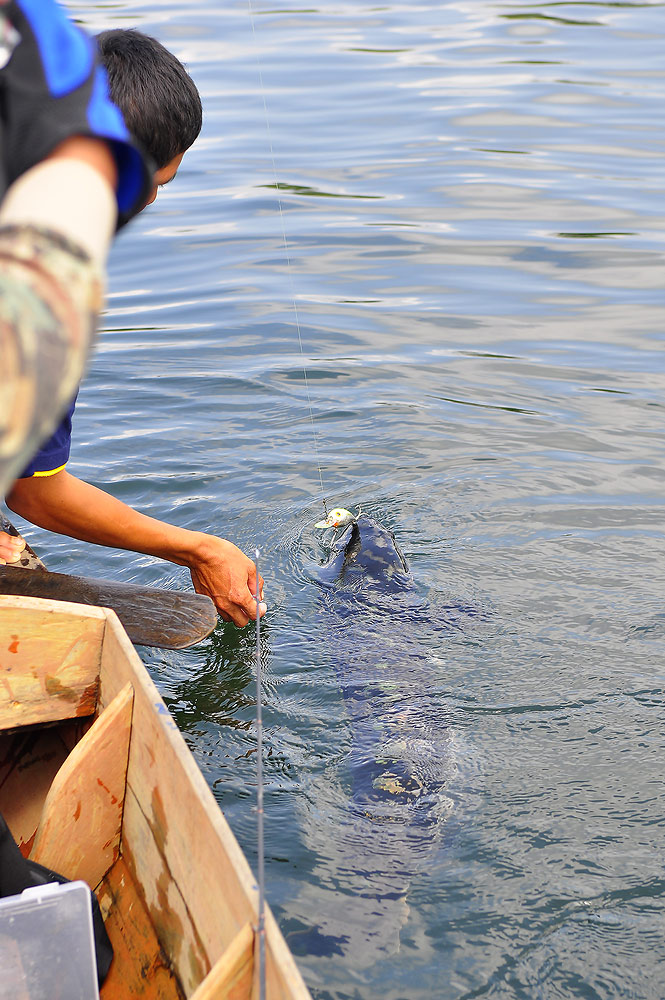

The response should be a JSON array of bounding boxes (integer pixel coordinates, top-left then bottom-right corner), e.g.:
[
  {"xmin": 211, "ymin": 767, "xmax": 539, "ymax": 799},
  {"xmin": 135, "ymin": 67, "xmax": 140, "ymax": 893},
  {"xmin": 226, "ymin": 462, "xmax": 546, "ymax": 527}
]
[
  {"xmin": 98, "ymin": 857, "xmax": 185, "ymax": 1000},
  {"xmin": 30, "ymin": 683, "xmax": 134, "ymax": 887},
  {"xmin": 0, "ymin": 597, "xmax": 104, "ymax": 730},
  {"xmin": 99, "ymin": 613, "xmax": 313, "ymax": 1000},
  {"xmin": 0, "ymin": 599, "xmax": 312, "ymax": 1000}
]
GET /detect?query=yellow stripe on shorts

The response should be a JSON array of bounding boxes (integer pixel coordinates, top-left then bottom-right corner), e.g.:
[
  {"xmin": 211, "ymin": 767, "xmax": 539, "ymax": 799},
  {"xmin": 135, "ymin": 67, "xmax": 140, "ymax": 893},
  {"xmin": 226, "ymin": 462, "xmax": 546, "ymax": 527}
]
[{"xmin": 32, "ymin": 464, "xmax": 66, "ymax": 478}]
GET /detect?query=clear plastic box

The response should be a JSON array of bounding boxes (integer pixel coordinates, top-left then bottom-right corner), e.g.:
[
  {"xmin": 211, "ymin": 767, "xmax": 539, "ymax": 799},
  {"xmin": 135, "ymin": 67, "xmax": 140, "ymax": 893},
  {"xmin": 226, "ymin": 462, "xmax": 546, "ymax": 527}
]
[{"xmin": 0, "ymin": 880, "xmax": 99, "ymax": 1000}]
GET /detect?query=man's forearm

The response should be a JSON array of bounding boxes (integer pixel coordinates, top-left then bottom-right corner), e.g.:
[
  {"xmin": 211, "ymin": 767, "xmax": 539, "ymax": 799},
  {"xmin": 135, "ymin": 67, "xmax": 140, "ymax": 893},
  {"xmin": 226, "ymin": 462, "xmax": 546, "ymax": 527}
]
[
  {"xmin": 6, "ymin": 470, "xmax": 266, "ymax": 627},
  {"xmin": 6, "ymin": 470, "xmax": 203, "ymax": 566}
]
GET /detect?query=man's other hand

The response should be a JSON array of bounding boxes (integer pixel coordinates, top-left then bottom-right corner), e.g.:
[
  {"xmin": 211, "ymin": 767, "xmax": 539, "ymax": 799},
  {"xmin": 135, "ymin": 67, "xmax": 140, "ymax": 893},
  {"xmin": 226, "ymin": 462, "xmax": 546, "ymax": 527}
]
[{"xmin": 0, "ymin": 530, "xmax": 25, "ymax": 564}]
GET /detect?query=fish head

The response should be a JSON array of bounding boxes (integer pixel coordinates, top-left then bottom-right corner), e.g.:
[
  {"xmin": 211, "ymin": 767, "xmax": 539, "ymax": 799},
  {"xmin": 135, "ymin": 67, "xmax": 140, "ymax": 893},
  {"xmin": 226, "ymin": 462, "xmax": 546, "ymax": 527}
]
[{"xmin": 312, "ymin": 514, "xmax": 411, "ymax": 594}]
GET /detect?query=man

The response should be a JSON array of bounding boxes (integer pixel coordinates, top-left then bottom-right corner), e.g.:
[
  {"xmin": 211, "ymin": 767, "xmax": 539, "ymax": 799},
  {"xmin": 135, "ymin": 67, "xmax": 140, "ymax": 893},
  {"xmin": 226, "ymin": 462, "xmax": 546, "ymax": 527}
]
[
  {"xmin": 3, "ymin": 28, "xmax": 266, "ymax": 627},
  {"xmin": 0, "ymin": 3, "xmax": 151, "ymax": 496}
]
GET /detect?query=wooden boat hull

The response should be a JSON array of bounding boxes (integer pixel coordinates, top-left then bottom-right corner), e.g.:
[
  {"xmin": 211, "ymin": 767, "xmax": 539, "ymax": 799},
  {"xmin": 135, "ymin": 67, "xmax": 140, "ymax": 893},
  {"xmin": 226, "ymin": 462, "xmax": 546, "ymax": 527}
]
[{"xmin": 0, "ymin": 594, "xmax": 312, "ymax": 1000}]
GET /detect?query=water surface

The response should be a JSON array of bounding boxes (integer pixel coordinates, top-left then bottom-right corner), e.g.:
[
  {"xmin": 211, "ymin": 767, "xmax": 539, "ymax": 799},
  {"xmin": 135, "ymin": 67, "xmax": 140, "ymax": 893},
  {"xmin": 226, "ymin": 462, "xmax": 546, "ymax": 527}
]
[{"xmin": 30, "ymin": 2, "xmax": 665, "ymax": 997}]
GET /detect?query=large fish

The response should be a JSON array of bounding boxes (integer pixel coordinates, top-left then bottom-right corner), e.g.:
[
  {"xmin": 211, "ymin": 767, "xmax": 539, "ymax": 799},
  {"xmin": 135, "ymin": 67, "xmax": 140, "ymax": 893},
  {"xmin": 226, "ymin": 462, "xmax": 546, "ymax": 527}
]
[
  {"xmin": 312, "ymin": 507, "xmax": 456, "ymax": 812},
  {"xmin": 292, "ymin": 508, "xmax": 464, "ymax": 969},
  {"xmin": 314, "ymin": 508, "xmax": 411, "ymax": 592}
]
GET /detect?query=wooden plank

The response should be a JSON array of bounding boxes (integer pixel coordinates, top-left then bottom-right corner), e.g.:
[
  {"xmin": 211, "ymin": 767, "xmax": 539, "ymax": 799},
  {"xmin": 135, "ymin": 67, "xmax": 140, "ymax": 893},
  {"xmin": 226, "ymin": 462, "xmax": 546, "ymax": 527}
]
[
  {"xmin": 98, "ymin": 611, "xmax": 313, "ymax": 1000},
  {"xmin": 0, "ymin": 727, "xmax": 73, "ymax": 853},
  {"xmin": 190, "ymin": 923, "xmax": 254, "ymax": 1000},
  {"xmin": 30, "ymin": 683, "xmax": 134, "ymax": 887},
  {"xmin": 120, "ymin": 783, "xmax": 212, "ymax": 991},
  {"xmin": 97, "ymin": 856, "xmax": 184, "ymax": 1000},
  {"xmin": 0, "ymin": 566, "xmax": 218, "ymax": 650},
  {"xmin": 0, "ymin": 596, "xmax": 104, "ymax": 729},
  {"xmin": 0, "ymin": 578, "xmax": 311, "ymax": 998}
]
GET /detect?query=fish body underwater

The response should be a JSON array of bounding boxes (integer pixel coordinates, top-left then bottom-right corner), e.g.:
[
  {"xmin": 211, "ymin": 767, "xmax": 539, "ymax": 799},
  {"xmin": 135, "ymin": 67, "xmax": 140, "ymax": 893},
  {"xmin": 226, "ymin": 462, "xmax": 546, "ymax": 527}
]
[{"xmin": 293, "ymin": 511, "xmax": 467, "ymax": 970}]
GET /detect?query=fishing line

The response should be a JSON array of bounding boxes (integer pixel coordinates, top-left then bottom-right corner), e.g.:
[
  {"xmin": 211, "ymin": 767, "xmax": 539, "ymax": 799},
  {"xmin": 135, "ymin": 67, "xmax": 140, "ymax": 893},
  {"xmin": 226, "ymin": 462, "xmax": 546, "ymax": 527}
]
[
  {"xmin": 247, "ymin": 0, "xmax": 328, "ymax": 519},
  {"xmin": 254, "ymin": 549, "xmax": 266, "ymax": 1000}
]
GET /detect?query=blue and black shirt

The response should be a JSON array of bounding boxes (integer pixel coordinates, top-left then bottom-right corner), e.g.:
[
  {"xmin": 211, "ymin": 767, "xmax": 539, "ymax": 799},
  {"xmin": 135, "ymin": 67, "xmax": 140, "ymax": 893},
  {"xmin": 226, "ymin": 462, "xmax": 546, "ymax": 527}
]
[{"xmin": 18, "ymin": 397, "xmax": 77, "ymax": 479}]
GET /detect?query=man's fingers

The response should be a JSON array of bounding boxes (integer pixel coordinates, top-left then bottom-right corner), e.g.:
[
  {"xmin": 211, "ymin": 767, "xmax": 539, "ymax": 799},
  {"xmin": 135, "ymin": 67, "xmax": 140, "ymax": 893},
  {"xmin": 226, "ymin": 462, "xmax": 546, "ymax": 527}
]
[
  {"xmin": 189, "ymin": 541, "xmax": 267, "ymax": 629},
  {"xmin": 215, "ymin": 603, "xmax": 248, "ymax": 627},
  {"xmin": 0, "ymin": 532, "xmax": 25, "ymax": 564},
  {"xmin": 249, "ymin": 565, "xmax": 265, "ymax": 599},
  {"xmin": 246, "ymin": 565, "xmax": 266, "ymax": 609},
  {"xmin": 223, "ymin": 597, "xmax": 267, "ymax": 628}
]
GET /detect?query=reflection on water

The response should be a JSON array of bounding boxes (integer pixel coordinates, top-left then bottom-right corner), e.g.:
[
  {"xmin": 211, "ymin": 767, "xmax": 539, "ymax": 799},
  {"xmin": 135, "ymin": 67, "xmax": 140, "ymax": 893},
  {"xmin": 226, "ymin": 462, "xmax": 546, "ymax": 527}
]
[{"xmin": 31, "ymin": 1, "xmax": 665, "ymax": 997}]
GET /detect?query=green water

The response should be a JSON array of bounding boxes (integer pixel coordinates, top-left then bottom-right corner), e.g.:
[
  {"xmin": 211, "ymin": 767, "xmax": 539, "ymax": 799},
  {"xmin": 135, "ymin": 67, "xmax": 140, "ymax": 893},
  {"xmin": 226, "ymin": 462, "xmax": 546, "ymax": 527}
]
[{"xmin": 21, "ymin": 2, "xmax": 665, "ymax": 997}]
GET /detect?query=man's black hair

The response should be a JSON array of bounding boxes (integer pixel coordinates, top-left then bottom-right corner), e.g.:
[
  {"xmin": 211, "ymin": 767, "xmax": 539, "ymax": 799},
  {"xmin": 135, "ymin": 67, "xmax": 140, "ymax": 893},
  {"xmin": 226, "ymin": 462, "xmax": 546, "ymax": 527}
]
[{"xmin": 97, "ymin": 29, "xmax": 202, "ymax": 169}]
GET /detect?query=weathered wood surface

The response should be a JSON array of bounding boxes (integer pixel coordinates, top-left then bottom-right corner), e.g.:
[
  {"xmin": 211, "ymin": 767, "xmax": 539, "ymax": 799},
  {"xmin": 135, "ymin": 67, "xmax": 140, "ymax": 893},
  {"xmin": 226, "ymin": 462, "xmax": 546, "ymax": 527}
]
[
  {"xmin": 189, "ymin": 923, "xmax": 255, "ymax": 1000},
  {"xmin": 0, "ymin": 596, "xmax": 103, "ymax": 730},
  {"xmin": 30, "ymin": 682, "xmax": 134, "ymax": 887},
  {"xmin": 0, "ymin": 725, "xmax": 74, "ymax": 854},
  {"xmin": 98, "ymin": 609, "xmax": 312, "ymax": 1000},
  {"xmin": 97, "ymin": 856, "xmax": 185, "ymax": 1000},
  {"xmin": 0, "ymin": 596, "xmax": 313, "ymax": 1000},
  {"xmin": 0, "ymin": 564, "xmax": 218, "ymax": 649}
]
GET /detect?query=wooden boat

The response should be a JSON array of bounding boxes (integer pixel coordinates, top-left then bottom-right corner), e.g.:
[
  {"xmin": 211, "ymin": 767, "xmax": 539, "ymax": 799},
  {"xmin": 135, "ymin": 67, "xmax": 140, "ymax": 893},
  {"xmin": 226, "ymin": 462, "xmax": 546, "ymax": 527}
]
[{"xmin": 0, "ymin": 592, "xmax": 313, "ymax": 999}]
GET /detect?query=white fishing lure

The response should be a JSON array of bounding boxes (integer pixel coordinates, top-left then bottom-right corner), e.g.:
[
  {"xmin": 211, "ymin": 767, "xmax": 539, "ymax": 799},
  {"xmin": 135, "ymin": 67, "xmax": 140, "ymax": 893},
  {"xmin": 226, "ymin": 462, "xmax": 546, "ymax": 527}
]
[{"xmin": 314, "ymin": 507, "xmax": 355, "ymax": 529}]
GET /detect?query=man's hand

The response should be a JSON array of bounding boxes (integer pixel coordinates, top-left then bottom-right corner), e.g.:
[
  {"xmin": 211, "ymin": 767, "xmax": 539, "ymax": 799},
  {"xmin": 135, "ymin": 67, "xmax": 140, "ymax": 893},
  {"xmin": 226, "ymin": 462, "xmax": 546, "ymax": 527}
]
[
  {"xmin": 188, "ymin": 534, "xmax": 266, "ymax": 628},
  {"xmin": 0, "ymin": 530, "xmax": 24, "ymax": 564}
]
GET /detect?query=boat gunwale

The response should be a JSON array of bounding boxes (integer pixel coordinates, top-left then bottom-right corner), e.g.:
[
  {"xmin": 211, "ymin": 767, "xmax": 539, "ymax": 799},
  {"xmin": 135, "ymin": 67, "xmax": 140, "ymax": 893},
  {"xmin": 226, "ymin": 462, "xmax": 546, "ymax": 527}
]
[{"xmin": 0, "ymin": 592, "xmax": 312, "ymax": 1000}]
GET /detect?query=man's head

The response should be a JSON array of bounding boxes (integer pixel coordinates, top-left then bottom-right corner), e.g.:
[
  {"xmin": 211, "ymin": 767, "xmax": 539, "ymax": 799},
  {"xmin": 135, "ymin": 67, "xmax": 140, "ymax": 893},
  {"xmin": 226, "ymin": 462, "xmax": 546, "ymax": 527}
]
[{"xmin": 97, "ymin": 29, "xmax": 202, "ymax": 206}]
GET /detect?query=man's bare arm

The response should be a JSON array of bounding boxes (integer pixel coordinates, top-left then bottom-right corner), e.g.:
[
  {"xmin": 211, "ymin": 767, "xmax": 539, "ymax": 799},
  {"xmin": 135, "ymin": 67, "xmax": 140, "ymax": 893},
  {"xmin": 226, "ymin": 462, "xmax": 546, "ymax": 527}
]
[{"xmin": 6, "ymin": 471, "xmax": 265, "ymax": 628}]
